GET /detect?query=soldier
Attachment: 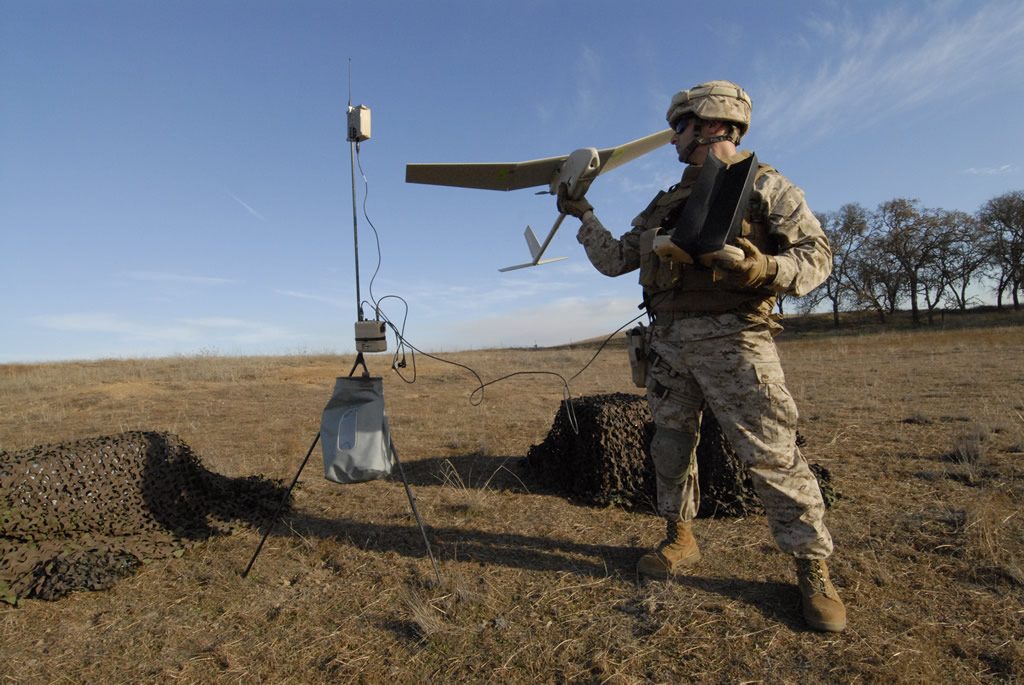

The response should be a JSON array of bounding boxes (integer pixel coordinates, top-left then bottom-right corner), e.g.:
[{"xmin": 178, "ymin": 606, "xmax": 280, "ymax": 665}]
[{"xmin": 556, "ymin": 80, "xmax": 846, "ymax": 632}]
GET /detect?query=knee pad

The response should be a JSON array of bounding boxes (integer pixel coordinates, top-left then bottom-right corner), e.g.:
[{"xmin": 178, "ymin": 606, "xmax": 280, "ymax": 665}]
[{"xmin": 650, "ymin": 426, "xmax": 697, "ymax": 483}]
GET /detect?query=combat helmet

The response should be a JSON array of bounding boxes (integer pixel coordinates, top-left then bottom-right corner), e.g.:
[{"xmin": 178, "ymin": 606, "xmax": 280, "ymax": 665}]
[{"xmin": 666, "ymin": 80, "xmax": 752, "ymax": 144}]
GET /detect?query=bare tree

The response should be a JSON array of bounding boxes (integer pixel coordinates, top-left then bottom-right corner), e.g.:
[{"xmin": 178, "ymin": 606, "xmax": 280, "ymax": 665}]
[
  {"xmin": 874, "ymin": 199, "xmax": 946, "ymax": 325},
  {"xmin": 919, "ymin": 228, "xmax": 951, "ymax": 325},
  {"xmin": 776, "ymin": 291, "xmax": 789, "ymax": 317},
  {"xmin": 979, "ymin": 191, "xmax": 1024, "ymax": 310},
  {"xmin": 849, "ymin": 233, "xmax": 904, "ymax": 323},
  {"xmin": 935, "ymin": 210, "xmax": 990, "ymax": 311},
  {"xmin": 817, "ymin": 204, "xmax": 868, "ymax": 327}
]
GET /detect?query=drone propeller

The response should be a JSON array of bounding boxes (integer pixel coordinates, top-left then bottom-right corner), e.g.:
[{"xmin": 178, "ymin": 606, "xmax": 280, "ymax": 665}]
[{"xmin": 406, "ymin": 128, "xmax": 673, "ymax": 270}]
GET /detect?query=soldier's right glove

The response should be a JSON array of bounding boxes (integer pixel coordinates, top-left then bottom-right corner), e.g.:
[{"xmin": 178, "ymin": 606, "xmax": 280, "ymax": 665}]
[
  {"xmin": 705, "ymin": 237, "xmax": 778, "ymax": 288},
  {"xmin": 557, "ymin": 183, "xmax": 594, "ymax": 219}
]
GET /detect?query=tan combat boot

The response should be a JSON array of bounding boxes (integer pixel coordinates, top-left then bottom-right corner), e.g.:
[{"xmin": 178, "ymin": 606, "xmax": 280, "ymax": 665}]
[
  {"xmin": 795, "ymin": 558, "xmax": 846, "ymax": 632},
  {"xmin": 636, "ymin": 519, "xmax": 701, "ymax": 579}
]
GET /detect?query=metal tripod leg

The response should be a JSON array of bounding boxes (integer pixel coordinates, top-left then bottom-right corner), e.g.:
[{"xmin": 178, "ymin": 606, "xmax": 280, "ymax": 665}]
[
  {"xmin": 391, "ymin": 439, "xmax": 442, "ymax": 584},
  {"xmin": 242, "ymin": 431, "xmax": 321, "ymax": 578},
  {"xmin": 242, "ymin": 431, "xmax": 441, "ymax": 583}
]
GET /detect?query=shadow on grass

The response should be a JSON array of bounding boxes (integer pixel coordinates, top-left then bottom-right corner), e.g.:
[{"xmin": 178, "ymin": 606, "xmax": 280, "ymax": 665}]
[
  {"xmin": 278, "ymin": 511, "xmax": 638, "ymax": 578},
  {"xmin": 667, "ymin": 575, "xmax": 804, "ymax": 630},
  {"xmin": 396, "ymin": 453, "xmax": 540, "ymax": 494},
  {"xmin": 263, "ymin": 452, "xmax": 804, "ymax": 623},
  {"xmin": 397, "ymin": 452, "xmax": 662, "ymax": 515},
  {"xmin": 266, "ymin": 510, "xmax": 806, "ymax": 631}
]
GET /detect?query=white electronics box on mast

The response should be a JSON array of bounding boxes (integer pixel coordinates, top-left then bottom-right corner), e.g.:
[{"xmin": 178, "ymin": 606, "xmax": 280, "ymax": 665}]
[
  {"xmin": 346, "ymin": 100, "xmax": 387, "ymax": 354},
  {"xmin": 347, "ymin": 105, "xmax": 371, "ymax": 142}
]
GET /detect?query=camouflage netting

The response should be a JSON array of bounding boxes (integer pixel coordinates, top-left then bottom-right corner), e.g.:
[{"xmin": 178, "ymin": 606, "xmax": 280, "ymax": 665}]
[
  {"xmin": 526, "ymin": 393, "xmax": 835, "ymax": 516},
  {"xmin": 0, "ymin": 431, "xmax": 288, "ymax": 605}
]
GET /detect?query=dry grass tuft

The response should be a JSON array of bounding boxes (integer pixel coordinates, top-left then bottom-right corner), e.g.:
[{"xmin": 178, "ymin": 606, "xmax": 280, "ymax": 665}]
[
  {"xmin": 399, "ymin": 583, "xmax": 453, "ymax": 641},
  {"xmin": 963, "ymin": 494, "xmax": 1024, "ymax": 587},
  {"xmin": 947, "ymin": 424, "xmax": 991, "ymax": 465},
  {"xmin": 901, "ymin": 412, "xmax": 932, "ymax": 425},
  {"xmin": 398, "ymin": 571, "xmax": 483, "ymax": 643},
  {"xmin": 437, "ymin": 458, "xmax": 491, "ymax": 515}
]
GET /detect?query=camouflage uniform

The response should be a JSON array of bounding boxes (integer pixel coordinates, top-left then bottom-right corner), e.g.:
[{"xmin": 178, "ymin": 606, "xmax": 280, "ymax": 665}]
[{"xmin": 577, "ymin": 158, "xmax": 834, "ymax": 559}]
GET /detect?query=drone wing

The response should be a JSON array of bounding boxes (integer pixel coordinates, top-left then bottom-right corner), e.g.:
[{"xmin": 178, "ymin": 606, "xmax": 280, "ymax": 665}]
[
  {"xmin": 405, "ymin": 155, "xmax": 565, "ymax": 191},
  {"xmin": 405, "ymin": 128, "xmax": 674, "ymax": 271},
  {"xmin": 595, "ymin": 128, "xmax": 673, "ymax": 176},
  {"xmin": 404, "ymin": 128, "xmax": 673, "ymax": 192}
]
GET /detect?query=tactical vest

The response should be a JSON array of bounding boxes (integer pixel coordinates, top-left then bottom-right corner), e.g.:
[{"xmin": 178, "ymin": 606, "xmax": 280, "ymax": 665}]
[{"xmin": 635, "ymin": 154, "xmax": 777, "ymax": 319}]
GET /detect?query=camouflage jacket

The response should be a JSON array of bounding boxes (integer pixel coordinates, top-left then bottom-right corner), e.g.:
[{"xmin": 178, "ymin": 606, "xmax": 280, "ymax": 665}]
[{"xmin": 577, "ymin": 158, "xmax": 832, "ymax": 305}]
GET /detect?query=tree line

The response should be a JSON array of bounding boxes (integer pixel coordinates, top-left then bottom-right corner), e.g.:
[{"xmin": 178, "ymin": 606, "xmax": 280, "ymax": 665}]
[{"xmin": 785, "ymin": 190, "xmax": 1024, "ymax": 325}]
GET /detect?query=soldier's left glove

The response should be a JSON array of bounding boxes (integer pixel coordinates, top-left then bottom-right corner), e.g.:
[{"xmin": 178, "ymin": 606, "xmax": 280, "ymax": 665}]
[
  {"xmin": 707, "ymin": 237, "xmax": 778, "ymax": 288},
  {"xmin": 557, "ymin": 182, "xmax": 594, "ymax": 219}
]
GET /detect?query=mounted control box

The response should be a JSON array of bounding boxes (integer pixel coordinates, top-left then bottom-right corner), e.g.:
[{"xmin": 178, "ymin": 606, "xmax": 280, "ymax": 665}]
[
  {"xmin": 347, "ymin": 105, "xmax": 371, "ymax": 142},
  {"xmin": 355, "ymin": 319, "xmax": 387, "ymax": 352}
]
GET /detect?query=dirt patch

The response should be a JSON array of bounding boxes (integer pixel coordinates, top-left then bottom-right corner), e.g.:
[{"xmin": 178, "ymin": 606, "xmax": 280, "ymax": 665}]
[
  {"xmin": 526, "ymin": 393, "xmax": 834, "ymax": 516},
  {"xmin": 0, "ymin": 431, "xmax": 286, "ymax": 604}
]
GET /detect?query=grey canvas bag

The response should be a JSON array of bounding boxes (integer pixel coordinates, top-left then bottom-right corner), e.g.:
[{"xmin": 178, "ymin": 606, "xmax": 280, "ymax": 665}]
[{"xmin": 320, "ymin": 376, "xmax": 394, "ymax": 483}]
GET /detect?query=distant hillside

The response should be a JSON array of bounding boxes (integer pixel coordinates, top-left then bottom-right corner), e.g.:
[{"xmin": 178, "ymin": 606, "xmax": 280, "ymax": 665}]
[{"xmin": 543, "ymin": 305, "xmax": 1024, "ymax": 350}]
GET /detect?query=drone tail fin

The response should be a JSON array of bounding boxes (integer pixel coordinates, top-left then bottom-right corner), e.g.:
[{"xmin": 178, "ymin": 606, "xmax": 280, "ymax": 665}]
[
  {"xmin": 498, "ymin": 224, "xmax": 568, "ymax": 272},
  {"xmin": 525, "ymin": 225, "xmax": 543, "ymax": 260}
]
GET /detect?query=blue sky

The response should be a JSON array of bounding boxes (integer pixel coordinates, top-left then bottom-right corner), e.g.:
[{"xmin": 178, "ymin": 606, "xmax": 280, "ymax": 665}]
[{"xmin": 2, "ymin": 1, "xmax": 1022, "ymax": 362}]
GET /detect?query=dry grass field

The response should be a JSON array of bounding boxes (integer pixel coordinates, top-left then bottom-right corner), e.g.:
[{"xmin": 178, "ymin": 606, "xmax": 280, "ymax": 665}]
[{"xmin": 2, "ymin": 313, "xmax": 1023, "ymax": 683}]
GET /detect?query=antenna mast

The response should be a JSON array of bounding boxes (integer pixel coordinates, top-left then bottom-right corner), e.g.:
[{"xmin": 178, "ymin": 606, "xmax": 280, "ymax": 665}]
[
  {"xmin": 345, "ymin": 61, "xmax": 386, "ymax": 354},
  {"xmin": 347, "ymin": 59, "xmax": 363, "ymax": 323}
]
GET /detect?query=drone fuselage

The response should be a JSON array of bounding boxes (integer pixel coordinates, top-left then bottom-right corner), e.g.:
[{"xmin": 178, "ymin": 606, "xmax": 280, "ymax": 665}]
[{"xmin": 551, "ymin": 147, "xmax": 600, "ymax": 199}]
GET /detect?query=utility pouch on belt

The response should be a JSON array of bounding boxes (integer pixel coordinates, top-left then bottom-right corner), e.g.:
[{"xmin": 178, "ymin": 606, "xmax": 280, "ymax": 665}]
[{"xmin": 626, "ymin": 324, "xmax": 650, "ymax": 388}]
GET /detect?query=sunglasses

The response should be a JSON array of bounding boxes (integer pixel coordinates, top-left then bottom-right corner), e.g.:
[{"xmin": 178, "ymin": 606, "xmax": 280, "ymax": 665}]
[{"xmin": 672, "ymin": 116, "xmax": 694, "ymax": 135}]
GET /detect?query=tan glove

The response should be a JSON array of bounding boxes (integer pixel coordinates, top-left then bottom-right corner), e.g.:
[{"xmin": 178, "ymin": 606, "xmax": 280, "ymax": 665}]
[
  {"xmin": 557, "ymin": 182, "xmax": 593, "ymax": 219},
  {"xmin": 652, "ymin": 232, "xmax": 693, "ymax": 264},
  {"xmin": 706, "ymin": 237, "xmax": 778, "ymax": 288}
]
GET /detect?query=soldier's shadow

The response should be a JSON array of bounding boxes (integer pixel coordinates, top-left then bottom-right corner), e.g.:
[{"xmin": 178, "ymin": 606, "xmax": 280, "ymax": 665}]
[
  {"xmin": 665, "ymin": 574, "xmax": 804, "ymax": 629},
  {"xmin": 279, "ymin": 511, "xmax": 638, "ymax": 578},
  {"xmin": 285, "ymin": 452, "xmax": 801, "ymax": 625}
]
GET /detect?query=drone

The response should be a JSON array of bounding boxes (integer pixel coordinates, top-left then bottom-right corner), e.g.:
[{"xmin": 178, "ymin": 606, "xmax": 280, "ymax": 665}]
[{"xmin": 406, "ymin": 129, "xmax": 673, "ymax": 271}]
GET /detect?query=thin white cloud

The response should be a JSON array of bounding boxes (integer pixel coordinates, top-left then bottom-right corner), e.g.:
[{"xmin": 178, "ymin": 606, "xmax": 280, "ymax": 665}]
[
  {"xmin": 228, "ymin": 192, "xmax": 267, "ymax": 221},
  {"xmin": 33, "ymin": 314, "xmax": 201, "ymax": 341},
  {"xmin": 274, "ymin": 288, "xmax": 347, "ymax": 307},
  {"xmin": 123, "ymin": 271, "xmax": 236, "ymax": 285},
  {"xmin": 33, "ymin": 313, "xmax": 300, "ymax": 344},
  {"xmin": 444, "ymin": 295, "xmax": 642, "ymax": 348},
  {"xmin": 177, "ymin": 317, "xmax": 251, "ymax": 328},
  {"xmin": 573, "ymin": 45, "xmax": 603, "ymax": 123},
  {"xmin": 611, "ymin": 161, "xmax": 679, "ymax": 198},
  {"xmin": 405, "ymin": 273, "xmax": 584, "ymax": 316},
  {"xmin": 535, "ymin": 102, "xmax": 553, "ymax": 124},
  {"xmin": 756, "ymin": 4, "xmax": 1024, "ymax": 142},
  {"xmin": 962, "ymin": 164, "xmax": 1014, "ymax": 176}
]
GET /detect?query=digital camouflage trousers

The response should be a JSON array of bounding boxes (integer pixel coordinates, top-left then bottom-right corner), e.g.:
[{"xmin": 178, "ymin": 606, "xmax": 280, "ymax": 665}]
[{"xmin": 645, "ymin": 319, "xmax": 833, "ymax": 559}]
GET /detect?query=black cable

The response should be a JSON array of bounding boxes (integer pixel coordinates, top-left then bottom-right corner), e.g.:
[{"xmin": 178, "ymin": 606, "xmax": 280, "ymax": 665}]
[
  {"xmin": 349, "ymin": 141, "xmax": 653, "ymax": 435},
  {"xmin": 567, "ymin": 310, "xmax": 647, "ymax": 383},
  {"xmin": 355, "ymin": 144, "xmax": 384, "ymax": 307}
]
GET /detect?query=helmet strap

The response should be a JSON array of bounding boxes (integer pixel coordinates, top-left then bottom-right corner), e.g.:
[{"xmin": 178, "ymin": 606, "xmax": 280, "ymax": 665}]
[
  {"xmin": 695, "ymin": 134, "xmax": 734, "ymax": 146},
  {"xmin": 684, "ymin": 134, "xmax": 733, "ymax": 164},
  {"xmin": 681, "ymin": 121, "xmax": 734, "ymax": 163}
]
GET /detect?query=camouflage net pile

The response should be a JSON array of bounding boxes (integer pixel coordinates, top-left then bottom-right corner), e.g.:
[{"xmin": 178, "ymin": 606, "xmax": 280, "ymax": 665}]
[
  {"xmin": 527, "ymin": 393, "xmax": 835, "ymax": 517},
  {"xmin": 0, "ymin": 431, "xmax": 288, "ymax": 605}
]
